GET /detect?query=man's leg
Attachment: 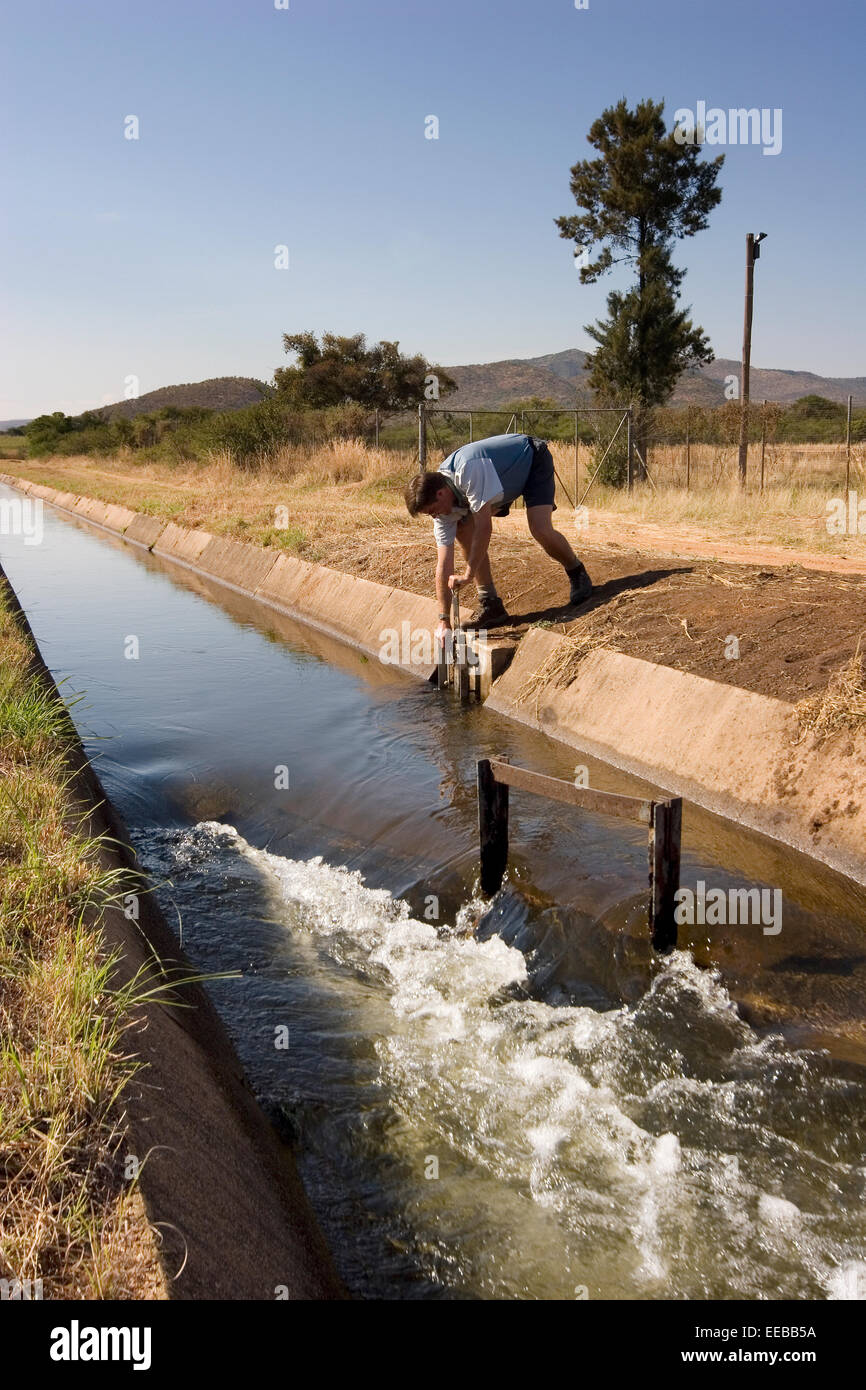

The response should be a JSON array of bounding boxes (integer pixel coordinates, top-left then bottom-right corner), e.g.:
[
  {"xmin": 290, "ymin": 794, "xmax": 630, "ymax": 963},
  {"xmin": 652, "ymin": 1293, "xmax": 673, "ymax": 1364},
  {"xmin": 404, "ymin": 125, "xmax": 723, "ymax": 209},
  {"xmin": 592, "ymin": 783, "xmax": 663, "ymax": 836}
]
[
  {"xmin": 526, "ymin": 504, "xmax": 578, "ymax": 567},
  {"xmin": 456, "ymin": 514, "xmax": 508, "ymax": 625},
  {"xmin": 526, "ymin": 505, "xmax": 593, "ymax": 605},
  {"xmin": 455, "ymin": 514, "xmax": 493, "ymax": 589}
]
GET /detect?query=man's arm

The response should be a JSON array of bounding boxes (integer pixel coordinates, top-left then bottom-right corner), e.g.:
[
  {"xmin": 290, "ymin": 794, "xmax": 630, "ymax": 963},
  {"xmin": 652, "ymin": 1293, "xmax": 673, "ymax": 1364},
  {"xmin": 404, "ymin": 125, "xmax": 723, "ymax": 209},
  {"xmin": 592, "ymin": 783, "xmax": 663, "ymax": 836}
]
[
  {"xmin": 435, "ymin": 544, "xmax": 454, "ymax": 640},
  {"xmin": 449, "ymin": 503, "xmax": 493, "ymax": 591}
]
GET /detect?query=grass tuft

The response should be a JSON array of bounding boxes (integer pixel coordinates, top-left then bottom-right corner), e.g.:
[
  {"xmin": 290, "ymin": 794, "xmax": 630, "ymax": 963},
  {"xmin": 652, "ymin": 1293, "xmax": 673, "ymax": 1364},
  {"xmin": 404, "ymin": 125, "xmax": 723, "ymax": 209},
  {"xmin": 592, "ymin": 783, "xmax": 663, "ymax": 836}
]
[
  {"xmin": 796, "ymin": 641, "xmax": 866, "ymax": 740},
  {"xmin": 0, "ymin": 577, "xmax": 164, "ymax": 1298}
]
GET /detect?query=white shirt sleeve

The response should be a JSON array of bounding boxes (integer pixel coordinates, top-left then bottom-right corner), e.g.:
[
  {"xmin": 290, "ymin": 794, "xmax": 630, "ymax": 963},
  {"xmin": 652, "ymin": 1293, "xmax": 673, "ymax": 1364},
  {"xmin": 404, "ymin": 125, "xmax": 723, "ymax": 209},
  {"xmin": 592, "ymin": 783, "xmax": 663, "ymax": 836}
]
[{"xmin": 433, "ymin": 513, "xmax": 460, "ymax": 547}]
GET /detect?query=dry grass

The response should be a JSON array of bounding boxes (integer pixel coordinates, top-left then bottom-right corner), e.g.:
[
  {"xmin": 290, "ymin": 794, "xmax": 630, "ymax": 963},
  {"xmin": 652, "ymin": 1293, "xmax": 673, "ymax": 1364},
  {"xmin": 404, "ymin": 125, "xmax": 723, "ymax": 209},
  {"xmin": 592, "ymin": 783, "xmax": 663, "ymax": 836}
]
[
  {"xmin": 8, "ymin": 437, "xmax": 866, "ymax": 569},
  {"xmin": 8, "ymin": 442, "xmax": 415, "ymax": 565},
  {"xmin": 0, "ymin": 579, "xmax": 165, "ymax": 1299},
  {"xmin": 514, "ymin": 601, "xmax": 629, "ymax": 712},
  {"xmin": 553, "ymin": 440, "xmax": 866, "ymax": 555},
  {"xmin": 796, "ymin": 643, "xmax": 866, "ymax": 740}
]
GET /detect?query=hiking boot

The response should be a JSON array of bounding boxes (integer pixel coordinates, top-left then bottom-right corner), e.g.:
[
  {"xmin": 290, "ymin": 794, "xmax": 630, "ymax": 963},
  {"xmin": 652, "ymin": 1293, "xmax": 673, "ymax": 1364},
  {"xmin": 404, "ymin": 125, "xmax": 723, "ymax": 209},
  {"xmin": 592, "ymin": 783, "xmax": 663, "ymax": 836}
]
[
  {"xmin": 466, "ymin": 596, "xmax": 509, "ymax": 629},
  {"xmin": 567, "ymin": 562, "xmax": 593, "ymax": 606}
]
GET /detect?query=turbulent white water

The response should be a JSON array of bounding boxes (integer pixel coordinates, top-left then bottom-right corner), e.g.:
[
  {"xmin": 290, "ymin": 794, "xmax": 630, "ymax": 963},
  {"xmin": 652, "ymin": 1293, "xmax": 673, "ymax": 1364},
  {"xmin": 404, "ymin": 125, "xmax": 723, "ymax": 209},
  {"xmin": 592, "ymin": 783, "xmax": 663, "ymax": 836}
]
[{"xmin": 148, "ymin": 821, "xmax": 866, "ymax": 1301}]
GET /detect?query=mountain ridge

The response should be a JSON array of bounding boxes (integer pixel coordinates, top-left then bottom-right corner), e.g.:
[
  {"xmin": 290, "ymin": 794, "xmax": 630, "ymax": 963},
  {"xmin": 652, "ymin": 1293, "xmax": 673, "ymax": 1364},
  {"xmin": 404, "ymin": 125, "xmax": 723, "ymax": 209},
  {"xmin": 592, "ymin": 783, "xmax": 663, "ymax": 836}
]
[
  {"xmin": 3, "ymin": 354, "xmax": 864, "ymax": 432},
  {"xmin": 442, "ymin": 349, "xmax": 866, "ymax": 408}
]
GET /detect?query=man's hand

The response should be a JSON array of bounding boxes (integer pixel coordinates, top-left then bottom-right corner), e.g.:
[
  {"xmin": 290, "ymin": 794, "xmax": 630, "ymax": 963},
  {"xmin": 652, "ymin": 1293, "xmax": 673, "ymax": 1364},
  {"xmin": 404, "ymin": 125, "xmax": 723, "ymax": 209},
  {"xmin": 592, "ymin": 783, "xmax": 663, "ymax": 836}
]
[
  {"xmin": 448, "ymin": 571, "xmax": 472, "ymax": 593},
  {"xmin": 435, "ymin": 618, "xmax": 452, "ymax": 650}
]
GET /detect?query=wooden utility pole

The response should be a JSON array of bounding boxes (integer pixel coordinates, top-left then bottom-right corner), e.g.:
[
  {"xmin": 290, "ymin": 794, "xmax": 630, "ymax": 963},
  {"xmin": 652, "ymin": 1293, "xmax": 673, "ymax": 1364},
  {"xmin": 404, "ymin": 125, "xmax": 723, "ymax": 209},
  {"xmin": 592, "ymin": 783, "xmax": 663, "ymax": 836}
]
[
  {"xmin": 737, "ymin": 233, "xmax": 766, "ymax": 488},
  {"xmin": 737, "ymin": 234, "xmax": 755, "ymax": 487}
]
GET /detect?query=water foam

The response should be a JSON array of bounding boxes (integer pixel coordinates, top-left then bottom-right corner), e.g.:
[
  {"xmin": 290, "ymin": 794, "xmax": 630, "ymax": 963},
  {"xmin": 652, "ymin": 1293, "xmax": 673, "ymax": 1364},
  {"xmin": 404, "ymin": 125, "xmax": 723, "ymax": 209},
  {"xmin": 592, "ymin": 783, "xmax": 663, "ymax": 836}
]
[{"xmin": 156, "ymin": 822, "xmax": 866, "ymax": 1300}]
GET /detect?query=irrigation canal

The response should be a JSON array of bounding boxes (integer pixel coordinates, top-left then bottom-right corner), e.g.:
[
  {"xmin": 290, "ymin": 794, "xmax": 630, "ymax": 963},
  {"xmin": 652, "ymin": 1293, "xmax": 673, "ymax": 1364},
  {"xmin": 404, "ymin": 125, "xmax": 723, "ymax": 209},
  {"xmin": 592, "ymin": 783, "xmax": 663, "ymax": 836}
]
[{"xmin": 2, "ymin": 483, "xmax": 865, "ymax": 1300}]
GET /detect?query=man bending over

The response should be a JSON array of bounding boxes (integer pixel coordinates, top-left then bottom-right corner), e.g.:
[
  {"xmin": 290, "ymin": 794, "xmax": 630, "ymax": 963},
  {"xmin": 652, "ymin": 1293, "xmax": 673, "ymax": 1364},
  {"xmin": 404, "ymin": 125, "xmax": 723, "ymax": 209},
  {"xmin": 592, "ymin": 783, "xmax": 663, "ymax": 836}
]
[{"xmin": 404, "ymin": 432, "xmax": 592, "ymax": 642}]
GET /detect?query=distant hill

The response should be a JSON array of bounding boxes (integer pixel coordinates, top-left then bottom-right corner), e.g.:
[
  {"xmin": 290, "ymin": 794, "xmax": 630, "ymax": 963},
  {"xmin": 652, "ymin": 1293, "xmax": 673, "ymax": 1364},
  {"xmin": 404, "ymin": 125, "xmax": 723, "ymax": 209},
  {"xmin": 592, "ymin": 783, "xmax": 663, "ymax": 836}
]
[
  {"xmin": 0, "ymin": 378, "xmax": 271, "ymax": 432},
  {"xmin": 100, "ymin": 376, "xmax": 272, "ymax": 420},
  {"xmin": 681, "ymin": 359, "xmax": 866, "ymax": 408},
  {"xmin": 442, "ymin": 349, "xmax": 866, "ymax": 409},
  {"xmin": 10, "ymin": 357, "xmax": 866, "ymax": 433}
]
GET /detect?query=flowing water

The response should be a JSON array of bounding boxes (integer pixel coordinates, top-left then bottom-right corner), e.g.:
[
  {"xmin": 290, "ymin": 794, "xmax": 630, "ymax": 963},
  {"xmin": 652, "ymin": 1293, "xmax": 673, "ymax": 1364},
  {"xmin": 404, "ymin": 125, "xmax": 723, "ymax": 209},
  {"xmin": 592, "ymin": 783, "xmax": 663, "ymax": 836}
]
[{"xmin": 2, "ymin": 487, "xmax": 866, "ymax": 1300}]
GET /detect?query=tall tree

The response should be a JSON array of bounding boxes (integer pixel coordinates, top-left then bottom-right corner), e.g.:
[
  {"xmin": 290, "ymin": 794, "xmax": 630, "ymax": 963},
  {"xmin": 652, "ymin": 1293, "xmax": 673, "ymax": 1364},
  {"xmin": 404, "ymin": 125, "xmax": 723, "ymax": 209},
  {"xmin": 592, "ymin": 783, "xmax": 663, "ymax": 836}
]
[
  {"xmin": 556, "ymin": 98, "xmax": 723, "ymax": 477},
  {"xmin": 275, "ymin": 331, "xmax": 456, "ymax": 412}
]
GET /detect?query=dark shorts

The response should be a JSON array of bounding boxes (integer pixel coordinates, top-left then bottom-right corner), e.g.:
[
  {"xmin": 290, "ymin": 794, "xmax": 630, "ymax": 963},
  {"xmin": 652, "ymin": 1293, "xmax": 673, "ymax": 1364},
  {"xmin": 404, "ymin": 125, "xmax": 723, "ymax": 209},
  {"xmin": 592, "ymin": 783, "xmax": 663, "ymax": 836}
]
[
  {"xmin": 524, "ymin": 438, "xmax": 557, "ymax": 510},
  {"xmin": 492, "ymin": 438, "xmax": 556, "ymax": 517}
]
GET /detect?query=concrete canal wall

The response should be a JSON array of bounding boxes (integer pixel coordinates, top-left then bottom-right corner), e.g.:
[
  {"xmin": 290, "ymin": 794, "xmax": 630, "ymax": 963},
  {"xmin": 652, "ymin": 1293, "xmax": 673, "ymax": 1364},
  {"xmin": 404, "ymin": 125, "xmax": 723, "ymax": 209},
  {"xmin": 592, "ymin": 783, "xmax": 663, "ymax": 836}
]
[
  {"xmin": 4, "ymin": 473, "xmax": 866, "ymax": 885},
  {"xmin": 486, "ymin": 628, "xmax": 866, "ymax": 888}
]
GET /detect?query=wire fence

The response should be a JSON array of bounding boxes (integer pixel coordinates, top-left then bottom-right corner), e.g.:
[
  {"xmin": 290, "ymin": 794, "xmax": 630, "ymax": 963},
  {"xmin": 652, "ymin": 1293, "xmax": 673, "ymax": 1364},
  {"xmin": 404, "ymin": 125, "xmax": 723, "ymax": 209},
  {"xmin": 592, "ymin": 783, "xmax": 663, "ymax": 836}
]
[{"xmin": 395, "ymin": 401, "xmax": 865, "ymax": 497}]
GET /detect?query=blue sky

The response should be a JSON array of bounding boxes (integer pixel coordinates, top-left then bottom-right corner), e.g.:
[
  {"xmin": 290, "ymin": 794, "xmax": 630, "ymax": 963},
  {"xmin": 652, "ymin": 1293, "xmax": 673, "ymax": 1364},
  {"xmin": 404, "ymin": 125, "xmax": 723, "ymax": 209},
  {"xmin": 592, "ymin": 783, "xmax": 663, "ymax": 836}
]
[{"xmin": 2, "ymin": 0, "xmax": 864, "ymax": 417}]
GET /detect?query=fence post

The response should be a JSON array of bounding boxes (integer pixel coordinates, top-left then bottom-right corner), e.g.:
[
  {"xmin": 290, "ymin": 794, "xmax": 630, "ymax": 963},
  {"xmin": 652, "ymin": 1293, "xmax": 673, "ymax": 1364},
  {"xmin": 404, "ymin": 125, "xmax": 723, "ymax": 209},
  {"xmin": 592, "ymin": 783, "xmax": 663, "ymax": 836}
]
[
  {"xmin": 626, "ymin": 408, "xmax": 634, "ymax": 493},
  {"xmin": 846, "ymin": 394, "xmax": 853, "ymax": 508},
  {"xmin": 686, "ymin": 414, "xmax": 695, "ymax": 492},
  {"xmin": 574, "ymin": 410, "xmax": 579, "ymax": 502},
  {"xmin": 648, "ymin": 798, "xmax": 682, "ymax": 953},
  {"xmin": 418, "ymin": 403, "xmax": 427, "ymax": 470},
  {"xmin": 374, "ymin": 408, "xmax": 379, "ymax": 449},
  {"xmin": 478, "ymin": 759, "xmax": 509, "ymax": 895}
]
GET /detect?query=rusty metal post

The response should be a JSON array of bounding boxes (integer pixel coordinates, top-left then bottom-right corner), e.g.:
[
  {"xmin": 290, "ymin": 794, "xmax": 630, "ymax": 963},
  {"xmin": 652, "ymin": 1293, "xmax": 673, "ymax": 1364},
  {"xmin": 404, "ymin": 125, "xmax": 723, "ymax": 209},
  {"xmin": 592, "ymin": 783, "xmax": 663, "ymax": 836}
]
[
  {"xmin": 478, "ymin": 759, "xmax": 509, "ymax": 895},
  {"xmin": 649, "ymin": 798, "xmax": 682, "ymax": 953}
]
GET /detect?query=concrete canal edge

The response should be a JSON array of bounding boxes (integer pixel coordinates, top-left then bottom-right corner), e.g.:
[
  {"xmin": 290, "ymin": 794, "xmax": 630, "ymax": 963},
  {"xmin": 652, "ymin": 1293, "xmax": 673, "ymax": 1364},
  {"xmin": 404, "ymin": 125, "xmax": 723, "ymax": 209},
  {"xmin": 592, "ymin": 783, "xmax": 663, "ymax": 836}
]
[
  {"xmin": 4, "ymin": 473, "xmax": 866, "ymax": 885},
  {"xmin": 486, "ymin": 628, "xmax": 866, "ymax": 889},
  {"xmin": 0, "ymin": 552, "xmax": 347, "ymax": 1301},
  {"xmin": 3, "ymin": 475, "xmax": 512, "ymax": 691}
]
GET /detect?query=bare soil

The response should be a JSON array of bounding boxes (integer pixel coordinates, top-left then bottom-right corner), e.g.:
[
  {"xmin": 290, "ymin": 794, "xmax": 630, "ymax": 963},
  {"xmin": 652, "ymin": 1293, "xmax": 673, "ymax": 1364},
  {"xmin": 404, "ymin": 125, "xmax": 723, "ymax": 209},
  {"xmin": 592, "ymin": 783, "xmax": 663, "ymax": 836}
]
[
  {"xmin": 338, "ymin": 511, "xmax": 866, "ymax": 705},
  {"xmin": 8, "ymin": 459, "xmax": 866, "ymax": 704}
]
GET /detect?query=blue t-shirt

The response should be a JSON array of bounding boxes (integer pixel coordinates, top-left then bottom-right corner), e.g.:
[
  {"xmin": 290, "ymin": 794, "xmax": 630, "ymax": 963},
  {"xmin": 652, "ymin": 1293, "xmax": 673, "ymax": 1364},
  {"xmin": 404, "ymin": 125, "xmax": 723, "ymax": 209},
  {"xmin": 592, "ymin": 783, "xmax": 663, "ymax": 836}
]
[{"xmin": 433, "ymin": 434, "xmax": 535, "ymax": 546}]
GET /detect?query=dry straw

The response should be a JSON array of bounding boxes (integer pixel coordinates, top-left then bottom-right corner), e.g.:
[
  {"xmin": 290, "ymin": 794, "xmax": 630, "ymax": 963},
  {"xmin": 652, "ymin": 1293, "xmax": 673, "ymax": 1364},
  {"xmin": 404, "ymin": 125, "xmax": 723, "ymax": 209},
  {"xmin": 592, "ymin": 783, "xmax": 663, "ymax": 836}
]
[{"xmin": 796, "ymin": 638, "xmax": 866, "ymax": 739}]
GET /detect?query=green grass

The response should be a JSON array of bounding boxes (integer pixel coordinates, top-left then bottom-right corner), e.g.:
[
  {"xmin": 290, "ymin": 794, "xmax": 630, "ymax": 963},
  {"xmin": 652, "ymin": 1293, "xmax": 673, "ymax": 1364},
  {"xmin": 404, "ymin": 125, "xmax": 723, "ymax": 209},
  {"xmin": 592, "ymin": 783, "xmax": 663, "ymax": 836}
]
[
  {"xmin": 258, "ymin": 522, "xmax": 308, "ymax": 553},
  {"xmin": 0, "ymin": 580, "xmax": 164, "ymax": 1298}
]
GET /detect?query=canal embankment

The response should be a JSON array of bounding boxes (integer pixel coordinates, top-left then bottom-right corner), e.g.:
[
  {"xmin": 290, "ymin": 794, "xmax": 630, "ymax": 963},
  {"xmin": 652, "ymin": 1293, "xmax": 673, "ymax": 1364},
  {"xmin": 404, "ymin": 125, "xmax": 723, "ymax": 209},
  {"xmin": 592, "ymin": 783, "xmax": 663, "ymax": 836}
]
[
  {"xmin": 0, "ymin": 557, "xmax": 345, "ymax": 1301},
  {"xmin": 4, "ymin": 472, "xmax": 866, "ymax": 889}
]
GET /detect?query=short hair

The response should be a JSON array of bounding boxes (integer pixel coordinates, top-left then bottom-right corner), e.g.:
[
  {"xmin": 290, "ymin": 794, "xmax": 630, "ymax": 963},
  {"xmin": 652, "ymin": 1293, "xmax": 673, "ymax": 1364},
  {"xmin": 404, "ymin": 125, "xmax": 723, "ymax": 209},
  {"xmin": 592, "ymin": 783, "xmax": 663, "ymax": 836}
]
[{"xmin": 404, "ymin": 471, "xmax": 451, "ymax": 516}]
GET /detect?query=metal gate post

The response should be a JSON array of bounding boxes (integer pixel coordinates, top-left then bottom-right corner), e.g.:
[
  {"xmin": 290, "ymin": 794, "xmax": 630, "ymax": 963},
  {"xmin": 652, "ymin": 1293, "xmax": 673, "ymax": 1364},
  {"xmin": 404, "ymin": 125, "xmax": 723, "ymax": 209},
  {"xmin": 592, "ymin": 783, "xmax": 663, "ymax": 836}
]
[{"xmin": 478, "ymin": 759, "xmax": 509, "ymax": 895}]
